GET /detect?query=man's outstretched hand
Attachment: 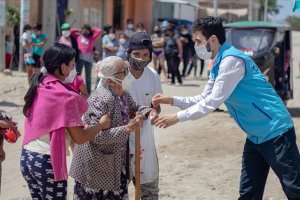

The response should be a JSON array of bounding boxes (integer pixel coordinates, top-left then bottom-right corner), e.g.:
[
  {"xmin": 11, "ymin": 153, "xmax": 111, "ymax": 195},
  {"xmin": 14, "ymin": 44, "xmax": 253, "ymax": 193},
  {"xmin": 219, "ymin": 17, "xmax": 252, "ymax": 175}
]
[
  {"xmin": 152, "ymin": 94, "xmax": 173, "ymax": 108},
  {"xmin": 153, "ymin": 114, "xmax": 179, "ymax": 129}
]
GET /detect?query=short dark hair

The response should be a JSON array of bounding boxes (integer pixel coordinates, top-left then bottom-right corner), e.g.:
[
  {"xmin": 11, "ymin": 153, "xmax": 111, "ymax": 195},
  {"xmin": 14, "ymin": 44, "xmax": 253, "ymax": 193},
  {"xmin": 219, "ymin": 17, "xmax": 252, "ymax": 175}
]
[
  {"xmin": 5, "ymin": 34, "xmax": 10, "ymax": 40},
  {"xmin": 127, "ymin": 19, "xmax": 134, "ymax": 24},
  {"xmin": 165, "ymin": 26, "xmax": 175, "ymax": 33},
  {"xmin": 23, "ymin": 24, "xmax": 32, "ymax": 32},
  {"xmin": 136, "ymin": 23, "xmax": 144, "ymax": 29},
  {"xmin": 192, "ymin": 16, "xmax": 226, "ymax": 44},
  {"xmin": 103, "ymin": 24, "xmax": 112, "ymax": 34},
  {"xmin": 82, "ymin": 24, "xmax": 92, "ymax": 32},
  {"xmin": 33, "ymin": 23, "xmax": 43, "ymax": 31}
]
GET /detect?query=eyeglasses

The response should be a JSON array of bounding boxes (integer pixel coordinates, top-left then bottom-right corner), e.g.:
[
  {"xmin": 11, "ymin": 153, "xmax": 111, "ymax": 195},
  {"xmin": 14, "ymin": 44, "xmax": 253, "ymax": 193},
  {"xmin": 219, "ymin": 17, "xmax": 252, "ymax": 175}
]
[{"xmin": 113, "ymin": 67, "xmax": 129, "ymax": 76}]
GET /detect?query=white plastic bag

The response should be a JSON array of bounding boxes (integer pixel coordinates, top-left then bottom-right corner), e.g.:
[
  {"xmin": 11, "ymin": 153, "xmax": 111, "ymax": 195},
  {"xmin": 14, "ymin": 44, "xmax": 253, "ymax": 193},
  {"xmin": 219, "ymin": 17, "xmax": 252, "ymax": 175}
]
[{"xmin": 129, "ymin": 117, "xmax": 159, "ymax": 184}]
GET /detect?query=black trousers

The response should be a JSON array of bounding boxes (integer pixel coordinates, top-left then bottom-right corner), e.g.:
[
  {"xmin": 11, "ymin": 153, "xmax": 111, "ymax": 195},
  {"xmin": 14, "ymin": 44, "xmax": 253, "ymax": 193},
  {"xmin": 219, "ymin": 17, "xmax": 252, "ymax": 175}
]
[
  {"xmin": 181, "ymin": 52, "xmax": 190, "ymax": 77},
  {"xmin": 239, "ymin": 127, "xmax": 300, "ymax": 200},
  {"xmin": 165, "ymin": 55, "xmax": 182, "ymax": 84}
]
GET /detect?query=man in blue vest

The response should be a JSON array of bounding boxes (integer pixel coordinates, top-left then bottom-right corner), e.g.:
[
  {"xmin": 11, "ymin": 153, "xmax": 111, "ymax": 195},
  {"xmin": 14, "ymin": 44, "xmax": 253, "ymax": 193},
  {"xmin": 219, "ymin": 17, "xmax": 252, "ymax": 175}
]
[{"xmin": 152, "ymin": 16, "xmax": 300, "ymax": 199}]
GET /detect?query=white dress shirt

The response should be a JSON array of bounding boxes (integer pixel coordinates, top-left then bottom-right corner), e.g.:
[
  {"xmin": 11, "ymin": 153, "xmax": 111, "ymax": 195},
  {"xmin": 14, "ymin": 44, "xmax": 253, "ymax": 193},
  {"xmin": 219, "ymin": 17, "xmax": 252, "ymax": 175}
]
[{"xmin": 173, "ymin": 56, "xmax": 246, "ymax": 122}]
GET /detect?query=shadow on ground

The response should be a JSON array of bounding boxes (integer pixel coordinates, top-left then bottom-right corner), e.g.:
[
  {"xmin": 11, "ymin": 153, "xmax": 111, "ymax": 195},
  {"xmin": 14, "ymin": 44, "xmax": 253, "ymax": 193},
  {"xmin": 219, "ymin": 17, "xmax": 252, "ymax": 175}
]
[
  {"xmin": 288, "ymin": 107, "xmax": 300, "ymax": 118},
  {"xmin": 0, "ymin": 101, "xmax": 23, "ymax": 108},
  {"xmin": 181, "ymin": 84, "xmax": 200, "ymax": 87}
]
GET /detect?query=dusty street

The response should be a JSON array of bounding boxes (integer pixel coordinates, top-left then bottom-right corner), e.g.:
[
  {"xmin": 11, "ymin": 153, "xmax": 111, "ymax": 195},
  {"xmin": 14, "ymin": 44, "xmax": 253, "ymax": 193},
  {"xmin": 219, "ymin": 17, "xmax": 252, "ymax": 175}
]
[{"xmin": 1, "ymin": 32, "xmax": 300, "ymax": 200}]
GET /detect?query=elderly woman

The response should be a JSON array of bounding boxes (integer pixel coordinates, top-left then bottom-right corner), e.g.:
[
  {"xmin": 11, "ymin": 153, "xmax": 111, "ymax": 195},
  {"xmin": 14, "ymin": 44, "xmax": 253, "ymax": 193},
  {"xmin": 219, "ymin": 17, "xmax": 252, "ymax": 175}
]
[{"xmin": 70, "ymin": 56, "xmax": 152, "ymax": 199}]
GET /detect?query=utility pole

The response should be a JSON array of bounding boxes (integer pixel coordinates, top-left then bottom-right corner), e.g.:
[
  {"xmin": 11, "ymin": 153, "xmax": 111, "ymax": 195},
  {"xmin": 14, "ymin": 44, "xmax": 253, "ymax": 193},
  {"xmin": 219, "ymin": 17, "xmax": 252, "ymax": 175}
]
[
  {"xmin": 213, "ymin": 0, "xmax": 218, "ymax": 17},
  {"xmin": 42, "ymin": 0, "xmax": 57, "ymax": 50},
  {"xmin": 19, "ymin": 0, "xmax": 30, "ymax": 72},
  {"xmin": 264, "ymin": 0, "xmax": 269, "ymax": 21},
  {"xmin": 248, "ymin": 0, "xmax": 253, "ymax": 21},
  {"xmin": 0, "ymin": 0, "xmax": 5, "ymax": 72}
]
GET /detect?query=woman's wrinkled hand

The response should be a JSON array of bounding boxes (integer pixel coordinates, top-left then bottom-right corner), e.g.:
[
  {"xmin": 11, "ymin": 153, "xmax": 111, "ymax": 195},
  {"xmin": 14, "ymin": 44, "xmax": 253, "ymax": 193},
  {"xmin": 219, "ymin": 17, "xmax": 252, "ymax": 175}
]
[
  {"xmin": 125, "ymin": 115, "xmax": 144, "ymax": 134},
  {"xmin": 99, "ymin": 114, "xmax": 111, "ymax": 130}
]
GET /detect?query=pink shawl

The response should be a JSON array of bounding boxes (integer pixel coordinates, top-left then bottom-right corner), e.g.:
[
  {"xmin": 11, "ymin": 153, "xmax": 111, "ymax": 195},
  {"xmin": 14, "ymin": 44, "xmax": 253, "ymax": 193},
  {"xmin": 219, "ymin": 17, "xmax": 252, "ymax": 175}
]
[{"xmin": 23, "ymin": 74, "xmax": 88, "ymax": 181}]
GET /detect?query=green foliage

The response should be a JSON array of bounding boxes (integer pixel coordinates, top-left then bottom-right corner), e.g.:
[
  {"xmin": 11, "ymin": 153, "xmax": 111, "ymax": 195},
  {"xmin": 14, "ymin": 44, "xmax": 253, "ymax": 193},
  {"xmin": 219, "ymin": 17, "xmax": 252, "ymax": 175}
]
[
  {"xmin": 258, "ymin": 0, "xmax": 281, "ymax": 16},
  {"xmin": 286, "ymin": 16, "xmax": 300, "ymax": 31},
  {"xmin": 6, "ymin": 5, "xmax": 20, "ymax": 27}
]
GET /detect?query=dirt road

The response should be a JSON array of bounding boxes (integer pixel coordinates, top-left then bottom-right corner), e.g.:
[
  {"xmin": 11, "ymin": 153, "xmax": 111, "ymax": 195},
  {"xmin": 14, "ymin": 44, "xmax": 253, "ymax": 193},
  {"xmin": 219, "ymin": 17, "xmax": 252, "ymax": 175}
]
[{"xmin": 1, "ymin": 32, "xmax": 300, "ymax": 200}]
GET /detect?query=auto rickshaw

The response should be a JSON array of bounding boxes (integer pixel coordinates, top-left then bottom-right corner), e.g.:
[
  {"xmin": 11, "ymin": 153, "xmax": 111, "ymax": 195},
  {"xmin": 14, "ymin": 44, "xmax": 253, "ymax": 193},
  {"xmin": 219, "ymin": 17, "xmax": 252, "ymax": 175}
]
[{"xmin": 224, "ymin": 21, "xmax": 293, "ymax": 103}]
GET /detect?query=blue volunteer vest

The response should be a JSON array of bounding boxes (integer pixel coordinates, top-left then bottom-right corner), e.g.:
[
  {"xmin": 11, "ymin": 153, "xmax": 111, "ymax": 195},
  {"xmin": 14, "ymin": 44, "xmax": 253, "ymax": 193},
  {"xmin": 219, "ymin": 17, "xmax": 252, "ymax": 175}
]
[{"xmin": 211, "ymin": 42, "xmax": 293, "ymax": 144}]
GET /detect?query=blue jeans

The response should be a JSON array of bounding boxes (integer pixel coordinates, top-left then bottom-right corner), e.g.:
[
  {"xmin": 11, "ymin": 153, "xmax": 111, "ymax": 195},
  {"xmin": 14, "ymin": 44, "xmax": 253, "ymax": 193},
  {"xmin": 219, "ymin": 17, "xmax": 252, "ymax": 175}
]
[
  {"xmin": 239, "ymin": 127, "xmax": 300, "ymax": 200},
  {"xmin": 20, "ymin": 148, "xmax": 67, "ymax": 199},
  {"xmin": 76, "ymin": 59, "xmax": 92, "ymax": 94}
]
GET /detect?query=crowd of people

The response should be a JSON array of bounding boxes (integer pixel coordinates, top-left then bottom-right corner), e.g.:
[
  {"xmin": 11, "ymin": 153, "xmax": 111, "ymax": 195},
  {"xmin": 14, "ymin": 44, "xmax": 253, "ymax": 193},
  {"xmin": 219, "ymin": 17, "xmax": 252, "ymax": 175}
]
[
  {"xmin": 0, "ymin": 16, "xmax": 300, "ymax": 200},
  {"xmin": 6, "ymin": 18, "xmax": 206, "ymax": 95}
]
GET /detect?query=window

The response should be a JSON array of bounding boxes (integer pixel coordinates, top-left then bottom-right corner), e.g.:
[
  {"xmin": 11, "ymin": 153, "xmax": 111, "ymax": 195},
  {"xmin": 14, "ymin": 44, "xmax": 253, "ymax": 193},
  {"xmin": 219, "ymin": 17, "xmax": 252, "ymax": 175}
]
[
  {"xmin": 113, "ymin": 0, "xmax": 123, "ymax": 29},
  {"xmin": 226, "ymin": 29, "xmax": 275, "ymax": 55}
]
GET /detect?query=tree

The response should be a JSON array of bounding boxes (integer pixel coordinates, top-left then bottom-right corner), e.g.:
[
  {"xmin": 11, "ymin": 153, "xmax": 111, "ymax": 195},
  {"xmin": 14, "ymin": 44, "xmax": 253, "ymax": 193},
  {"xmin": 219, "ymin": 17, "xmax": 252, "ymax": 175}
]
[
  {"xmin": 286, "ymin": 16, "xmax": 300, "ymax": 31},
  {"xmin": 6, "ymin": 5, "xmax": 20, "ymax": 28},
  {"xmin": 258, "ymin": 0, "xmax": 282, "ymax": 20}
]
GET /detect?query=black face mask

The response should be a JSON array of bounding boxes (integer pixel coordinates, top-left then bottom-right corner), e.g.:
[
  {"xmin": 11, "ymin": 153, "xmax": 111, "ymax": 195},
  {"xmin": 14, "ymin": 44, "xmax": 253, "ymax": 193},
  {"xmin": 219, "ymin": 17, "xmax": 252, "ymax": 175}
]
[
  {"xmin": 129, "ymin": 56, "xmax": 149, "ymax": 71},
  {"xmin": 82, "ymin": 32, "xmax": 90, "ymax": 37}
]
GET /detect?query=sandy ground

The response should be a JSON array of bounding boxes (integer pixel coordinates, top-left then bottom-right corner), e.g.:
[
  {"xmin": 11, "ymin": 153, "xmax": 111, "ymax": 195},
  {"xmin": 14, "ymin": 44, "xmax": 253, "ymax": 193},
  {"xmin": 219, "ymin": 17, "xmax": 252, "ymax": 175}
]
[{"xmin": 1, "ymin": 32, "xmax": 300, "ymax": 200}]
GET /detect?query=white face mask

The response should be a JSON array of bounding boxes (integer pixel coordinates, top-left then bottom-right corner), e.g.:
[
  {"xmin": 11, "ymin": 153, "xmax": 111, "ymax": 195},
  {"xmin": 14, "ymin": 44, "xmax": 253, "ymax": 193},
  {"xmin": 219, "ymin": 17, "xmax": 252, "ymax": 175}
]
[
  {"xmin": 181, "ymin": 30, "xmax": 188, "ymax": 35},
  {"xmin": 105, "ymin": 73, "xmax": 134, "ymax": 91},
  {"xmin": 119, "ymin": 38, "xmax": 126, "ymax": 45},
  {"xmin": 109, "ymin": 33, "xmax": 116, "ymax": 40},
  {"xmin": 127, "ymin": 24, "xmax": 134, "ymax": 29},
  {"xmin": 195, "ymin": 37, "xmax": 214, "ymax": 60},
  {"xmin": 62, "ymin": 30, "xmax": 71, "ymax": 37},
  {"xmin": 64, "ymin": 66, "xmax": 77, "ymax": 83}
]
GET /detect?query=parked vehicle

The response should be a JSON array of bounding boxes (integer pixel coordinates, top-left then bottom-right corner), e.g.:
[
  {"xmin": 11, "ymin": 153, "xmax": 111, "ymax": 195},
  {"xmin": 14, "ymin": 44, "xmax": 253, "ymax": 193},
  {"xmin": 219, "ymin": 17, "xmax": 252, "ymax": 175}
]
[{"xmin": 224, "ymin": 21, "xmax": 293, "ymax": 102}]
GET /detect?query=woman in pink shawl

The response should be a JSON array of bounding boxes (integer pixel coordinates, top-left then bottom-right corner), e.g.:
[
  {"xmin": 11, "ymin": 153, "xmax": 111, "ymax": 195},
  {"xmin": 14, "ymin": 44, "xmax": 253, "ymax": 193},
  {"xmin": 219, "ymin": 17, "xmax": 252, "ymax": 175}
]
[{"xmin": 20, "ymin": 43, "xmax": 111, "ymax": 200}]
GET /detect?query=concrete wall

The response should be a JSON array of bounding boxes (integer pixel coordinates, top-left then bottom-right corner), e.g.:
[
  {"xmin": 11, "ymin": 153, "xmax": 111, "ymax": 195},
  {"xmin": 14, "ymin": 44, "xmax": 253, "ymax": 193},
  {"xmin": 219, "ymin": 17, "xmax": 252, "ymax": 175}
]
[
  {"xmin": 7, "ymin": 0, "xmax": 41, "ymax": 25},
  {"xmin": 42, "ymin": 0, "xmax": 57, "ymax": 49},
  {"xmin": 103, "ymin": 0, "xmax": 153, "ymax": 32},
  {"xmin": 68, "ymin": 0, "xmax": 104, "ymax": 28},
  {"xmin": 174, "ymin": 3, "xmax": 197, "ymax": 21},
  {"xmin": 133, "ymin": 0, "xmax": 153, "ymax": 32}
]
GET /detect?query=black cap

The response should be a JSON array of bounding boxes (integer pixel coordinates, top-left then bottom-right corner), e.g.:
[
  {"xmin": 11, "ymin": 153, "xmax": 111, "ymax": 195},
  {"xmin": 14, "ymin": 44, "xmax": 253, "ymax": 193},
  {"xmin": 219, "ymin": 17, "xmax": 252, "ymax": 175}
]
[{"xmin": 128, "ymin": 32, "xmax": 153, "ymax": 51}]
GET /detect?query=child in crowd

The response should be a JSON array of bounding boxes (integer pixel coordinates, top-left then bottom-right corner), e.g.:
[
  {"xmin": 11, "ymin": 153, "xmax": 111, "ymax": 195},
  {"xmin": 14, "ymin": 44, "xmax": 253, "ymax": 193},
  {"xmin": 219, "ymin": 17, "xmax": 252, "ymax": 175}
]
[
  {"xmin": 22, "ymin": 24, "xmax": 35, "ymax": 84},
  {"xmin": 5, "ymin": 35, "xmax": 13, "ymax": 71}
]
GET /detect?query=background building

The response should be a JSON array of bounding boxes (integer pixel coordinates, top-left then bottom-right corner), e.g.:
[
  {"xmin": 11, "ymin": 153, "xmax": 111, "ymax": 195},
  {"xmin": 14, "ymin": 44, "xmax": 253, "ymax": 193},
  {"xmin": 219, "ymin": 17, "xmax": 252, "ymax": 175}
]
[{"xmin": 198, "ymin": 0, "xmax": 260, "ymax": 22}]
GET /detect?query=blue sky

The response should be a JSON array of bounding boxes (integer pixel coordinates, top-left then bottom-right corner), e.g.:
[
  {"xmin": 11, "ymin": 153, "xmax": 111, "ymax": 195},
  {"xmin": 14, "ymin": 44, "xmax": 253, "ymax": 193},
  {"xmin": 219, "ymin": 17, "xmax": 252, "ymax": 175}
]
[{"xmin": 275, "ymin": 0, "xmax": 300, "ymax": 23}]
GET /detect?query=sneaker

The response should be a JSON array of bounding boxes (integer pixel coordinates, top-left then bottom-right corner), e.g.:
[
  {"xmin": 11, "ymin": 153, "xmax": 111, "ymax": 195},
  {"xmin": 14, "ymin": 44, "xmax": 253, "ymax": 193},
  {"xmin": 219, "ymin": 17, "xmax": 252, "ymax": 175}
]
[{"xmin": 3, "ymin": 69, "xmax": 12, "ymax": 75}]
